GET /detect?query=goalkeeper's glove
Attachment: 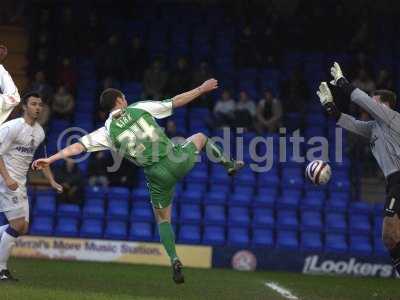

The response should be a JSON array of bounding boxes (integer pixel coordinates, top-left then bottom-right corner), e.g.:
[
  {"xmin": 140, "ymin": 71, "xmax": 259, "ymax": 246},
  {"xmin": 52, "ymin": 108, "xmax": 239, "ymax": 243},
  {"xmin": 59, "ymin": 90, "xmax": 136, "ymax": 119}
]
[
  {"xmin": 329, "ymin": 62, "xmax": 355, "ymax": 96},
  {"xmin": 316, "ymin": 82, "xmax": 341, "ymax": 120}
]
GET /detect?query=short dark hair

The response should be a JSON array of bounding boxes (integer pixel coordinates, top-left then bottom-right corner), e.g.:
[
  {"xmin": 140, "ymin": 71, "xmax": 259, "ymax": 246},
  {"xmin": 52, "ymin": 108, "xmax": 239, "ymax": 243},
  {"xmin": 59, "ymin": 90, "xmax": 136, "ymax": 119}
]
[
  {"xmin": 21, "ymin": 92, "xmax": 41, "ymax": 105},
  {"xmin": 100, "ymin": 88, "xmax": 124, "ymax": 112},
  {"xmin": 372, "ymin": 90, "xmax": 397, "ymax": 109}
]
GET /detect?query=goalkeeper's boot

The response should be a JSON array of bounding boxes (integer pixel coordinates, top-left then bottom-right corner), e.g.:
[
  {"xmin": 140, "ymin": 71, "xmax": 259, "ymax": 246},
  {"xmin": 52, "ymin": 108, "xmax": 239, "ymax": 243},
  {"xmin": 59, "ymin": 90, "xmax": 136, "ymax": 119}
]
[
  {"xmin": 172, "ymin": 259, "xmax": 184, "ymax": 284},
  {"xmin": 228, "ymin": 160, "xmax": 245, "ymax": 176},
  {"xmin": 0, "ymin": 269, "xmax": 18, "ymax": 282}
]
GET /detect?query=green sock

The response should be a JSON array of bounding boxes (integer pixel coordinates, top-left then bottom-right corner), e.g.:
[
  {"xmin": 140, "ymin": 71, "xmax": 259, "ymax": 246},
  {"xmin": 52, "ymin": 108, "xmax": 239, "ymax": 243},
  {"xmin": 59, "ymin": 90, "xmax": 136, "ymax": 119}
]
[
  {"xmin": 158, "ymin": 221, "xmax": 178, "ymax": 262},
  {"xmin": 206, "ymin": 138, "xmax": 234, "ymax": 170}
]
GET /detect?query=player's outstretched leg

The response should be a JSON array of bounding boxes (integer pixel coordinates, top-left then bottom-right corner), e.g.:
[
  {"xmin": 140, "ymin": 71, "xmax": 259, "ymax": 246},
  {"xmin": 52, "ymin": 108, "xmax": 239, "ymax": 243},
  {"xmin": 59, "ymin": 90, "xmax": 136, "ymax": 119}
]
[
  {"xmin": 0, "ymin": 217, "xmax": 26, "ymax": 281},
  {"xmin": 187, "ymin": 133, "xmax": 244, "ymax": 176},
  {"xmin": 153, "ymin": 205, "xmax": 184, "ymax": 284}
]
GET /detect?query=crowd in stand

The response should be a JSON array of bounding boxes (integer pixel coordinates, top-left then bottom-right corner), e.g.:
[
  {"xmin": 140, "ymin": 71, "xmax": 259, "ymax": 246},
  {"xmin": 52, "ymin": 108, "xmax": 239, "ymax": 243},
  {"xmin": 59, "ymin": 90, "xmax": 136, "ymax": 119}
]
[{"xmin": 20, "ymin": 1, "xmax": 397, "ymax": 193}]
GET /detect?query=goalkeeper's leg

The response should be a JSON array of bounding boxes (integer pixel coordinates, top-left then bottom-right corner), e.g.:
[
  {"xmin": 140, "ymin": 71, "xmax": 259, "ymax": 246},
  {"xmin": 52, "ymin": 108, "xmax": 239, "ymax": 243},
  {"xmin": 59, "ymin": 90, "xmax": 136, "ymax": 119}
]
[{"xmin": 186, "ymin": 132, "xmax": 244, "ymax": 176}]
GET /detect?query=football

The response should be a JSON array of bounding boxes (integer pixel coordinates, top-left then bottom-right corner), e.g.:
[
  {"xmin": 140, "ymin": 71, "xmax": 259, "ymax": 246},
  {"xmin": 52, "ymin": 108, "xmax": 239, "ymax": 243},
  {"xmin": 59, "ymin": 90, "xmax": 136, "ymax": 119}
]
[{"xmin": 305, "ymin": 160, "xmax": 332, "ymax": 185}]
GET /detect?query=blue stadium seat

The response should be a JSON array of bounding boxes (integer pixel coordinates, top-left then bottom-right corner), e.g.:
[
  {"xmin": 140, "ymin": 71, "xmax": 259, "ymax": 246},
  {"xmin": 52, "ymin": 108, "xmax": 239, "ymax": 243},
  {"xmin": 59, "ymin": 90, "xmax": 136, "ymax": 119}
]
[
  {"xmin": 203, "ymin": 226, "xmax": 225, "ymax": 246},
  {"xmin": 129, "ymin": 222, "xmax": 153, "ymax": 241},
  {"xmin": 277, "ymin": 230, "xmax": 298, "ymax": 250},
  {"xmin": 329, "ymin": 191, "xmax": 350, "ymax": 202},
  {"xmin": 252, "ymin": 208, "xmax": 274, "ymax": 228},
  {"xmin": 210, "ymin": 165, "xmax": 231, "ymax": 184},
  {"xmin": 281, "ymin": 167, "xmax": 304, "ymax": 189},
  {"xmin": 257, "ymin": 172, "xmax": 280, "ymax": 187},
  {"xmin": 374, "ymin": 216, "xmax": 383, "ymax": 237},
  {"xmin": 277, "ymin": 210, "xmax": 298, "ymax": 230},
  {"xmin": 204, "ymin": 205, "xmax": 226, "ymax": 225},
  {"xmin": 80, "ymin": 219, "xmax": 103, "ymax": 238},
  {"xmin": 179, "ymin": 224, "xmax": 201, "ymax": 244},
  {"xmin": 104, "ymin": 221, "xmax": 127, "ymax": 240},
  {"xmin": 108, "ymin": 187, "xmax": 130, "ymax": 201},
  {"xmin": 373, "ymin": 236, "xmax": 386, "ymax": 255},
  {"xmin": 85, "ymin": 186, "xmax": 107, "ymax": 199},
  {"xmin": 30, "ymin": 216, "xmax": 53, "ymax": 236},
  {"xmin": 204, "ymin": 185, "xmax": 228, "ymax": 204},
  {"xmin": 34, "ymin": 196, "xmax": 56, "ymax": 216},
  {"xmin": 229, "ymin": 207, "xmax": 250, "ymax": 226},
  {"xmin": 349, "ymin": 214, "xmax": 371, "ymax": 234},
  {"xmin": 300, "ymin": 195, "xmax": 324, "ymax": 211},
  {"xmin": 132, "ymin": 188, "xmax": 149, "ymax": 202},
  {"xmin": 181, "ymin": 183, "xmax": 205, "ymax": 203},
  {"xmin": 252, "ymin": 228, "xmax": 274, "ymax": 247},
  {"xmin": 325, "ymin": 212, "xmax": 347, "ymax": 233},
  {"xmin": 253, "ymin": 187, "xmax": 277, "ymax": 208},
  {"xmin": 277, "ymin": 190, "xmax": 301, "ymax": 209},
  {"xmin": 180, "ymin": 204, "xmax": 202, "ymax": 224},
  {"xmin": 186, "ymin": 163, "xmax": 208, "ymax": 183},
  {"xmin": 350, "ymin": 235, "xmax": 372, "ymax": 255},
  {"xmin": 374, "ymin": 203, "xmax": 384, "ymax": 216},
  {"xmin": 325, "ymin": 199, "xmax": 348, "ymax": 213},
  {"xmin": 233, "ymin": 168, "xmax": 256, "ymax": 186},
  {"xmin": 131, "ymin": 201, "xmax": 153, "ymax": 222},
  {"xmin": 348, "ymin": 201, "xmax": 372, "ymax": 215},
  {"xmin": 58, "ymin": 203, "xmax": 81, "ymax": 218},
  {"xmin": 229, "ymin": 187, "xmax": 254, "ymax": 206},
  {"xmin": 107, "ymin": 199, "xmax": 129, "ymax": 220},
  {"xmin": 54, "ymin": 217, "xmax": 79, "ymax": 237},
  {"xmin": 301, "ymin": 231, "xmax": 323, "ymax": 251},
  {"xmin": 329, "ymin": 177, "xmax": 351, "ymax": 192},
  {"xmin": 82, "ymin": 199, "xmax": 105, "ymax": 219},
  {"xmin": 301, "ymin": 211, "xmax": 323, "ymax": 231},
  {"xmin": 228, "ymin": 227, "xmax": 249, "ymax": 246},
  {"xmin": 325, "ymin": 233, "xmax": 348, "ymax": 253}
]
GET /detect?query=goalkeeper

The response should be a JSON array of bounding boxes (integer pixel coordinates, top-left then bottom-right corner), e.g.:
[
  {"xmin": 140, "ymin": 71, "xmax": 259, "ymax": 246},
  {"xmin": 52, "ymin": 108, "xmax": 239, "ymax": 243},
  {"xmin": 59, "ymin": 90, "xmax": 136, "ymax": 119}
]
[
  {"xmin": 32, "ymin": 78, "xmax": 244, "ymax": 284},
  {"xmin": 317, "ymin": 62, "xmax": 400, "ymax": 276}
]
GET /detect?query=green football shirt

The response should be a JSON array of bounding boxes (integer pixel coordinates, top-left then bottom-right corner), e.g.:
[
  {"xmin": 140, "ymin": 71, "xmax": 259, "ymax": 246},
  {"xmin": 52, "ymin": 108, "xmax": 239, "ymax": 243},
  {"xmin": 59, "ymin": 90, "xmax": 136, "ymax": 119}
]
[{"xmin": 79, "ymin": 99, "xmax": 174, "ymax": 166}]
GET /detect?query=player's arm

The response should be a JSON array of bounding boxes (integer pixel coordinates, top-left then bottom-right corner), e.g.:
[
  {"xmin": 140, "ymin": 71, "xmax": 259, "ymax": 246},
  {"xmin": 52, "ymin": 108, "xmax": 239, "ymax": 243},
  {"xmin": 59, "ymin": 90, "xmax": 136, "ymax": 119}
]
[
  {"xmin": 0, "ymin": 125, "xmax": 19, "ymax": 190},
  {"xmin": 41, "ymin": 166, "xmax": 63, "ymax": 193},
  {"xmin": 172, "ymin": 79, "xmax": 218, "ymax": 108},
  {"xmin": 32, "ymin": 143, "xmax": 86, "ymax": 170},
  {"xmin": 316, "ymin": 82, "xmax": 373, "ymax": 138},
  {"xmin": 32, "ymin": 127, "xmax": 112, "ymax": 170},
  {"xmin": 0, "ymin": 46, "xmax": 21, "ymax": 117},
  {"xmin": 330, "ymin": 62, "xmax": 399, "ymax": 125}
]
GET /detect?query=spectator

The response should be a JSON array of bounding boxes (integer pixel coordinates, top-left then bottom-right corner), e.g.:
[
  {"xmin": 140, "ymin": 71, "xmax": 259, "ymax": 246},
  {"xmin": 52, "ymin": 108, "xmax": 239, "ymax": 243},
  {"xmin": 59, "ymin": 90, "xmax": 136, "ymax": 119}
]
[
  {"xmin": 255, "ymin": 90, "xmax": 282, "ymax": 133},
  {"xmin": 165, "ymin": 120, "xmax": 185, "ymax": 139},
  {"xmin": 95, "ymin": 33, "xmax": 125, "ymax": 80},
  {"xmin": 235, "ymin": 91, "xmax": 256, "ymax": 129},
  {"xmin": 30, "ymin": 70, "xmax": 53, "ymax": 103},
  {"xmin": 52, "ymin": 85, "xmax": 75, "ymax": 120},
  {"xmin": 56, "ymin": 57, "xmax": 77, "ymax": 93},
  {"xmin": 167, "ymin": 57, "xmax": 191, "ymax": 95},
  {"xmin": 352, "ymin": 68, "xmax": 375, "ymax": 94},
  {"xmin": 88, "ymin": 152, "xmax": 109, "ymax": 188},
  {"xmin": 192, "ymin": 61, "xmax": 213, "ymax": 87},
  {"xmin": 280, "ymin": 67, "xmax": 309, "ymax": 113},
  {"xmin": 376, "ymin": 69, "xmax": 394, "ymax": 90},
  {"xmin": 235, "ymin": 25, "xmax": 258, "ymax": 68},
  {"xmin": 107, "ymin": 157, "xmax": 137, "ymax": 187},
  {"xmin": 143, "ymin": 58, "xmax": 168, "ymax": 101},
  {"xmin": 213, "ymin": 89, "xmax": 236, "ymax": 127},
  {"xmin": 37, "ymin": 101, "xmax": 51, "ymax": 128},
  {"xmin": 54, "ymin": 159, "xmax": 84, "ymax": 204},
  {"xmin": 126, "ymin": 36, "xmax": 148, "ymax": 81}
]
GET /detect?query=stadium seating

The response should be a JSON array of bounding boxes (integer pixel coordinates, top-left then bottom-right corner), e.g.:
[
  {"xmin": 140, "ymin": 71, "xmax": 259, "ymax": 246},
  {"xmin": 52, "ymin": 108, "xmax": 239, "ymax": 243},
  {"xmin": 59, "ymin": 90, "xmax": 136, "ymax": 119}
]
[{"xmin": 80, "ymin": 219, "xmax": 103, "ymax": 238}]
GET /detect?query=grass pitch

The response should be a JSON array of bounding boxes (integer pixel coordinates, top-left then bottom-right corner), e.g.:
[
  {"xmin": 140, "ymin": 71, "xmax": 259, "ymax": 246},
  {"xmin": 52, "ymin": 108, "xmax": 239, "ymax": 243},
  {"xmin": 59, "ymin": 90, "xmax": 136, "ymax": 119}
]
[{"xmin": 1, "ymin": 258, "xmax": 399, "ymax": 300}]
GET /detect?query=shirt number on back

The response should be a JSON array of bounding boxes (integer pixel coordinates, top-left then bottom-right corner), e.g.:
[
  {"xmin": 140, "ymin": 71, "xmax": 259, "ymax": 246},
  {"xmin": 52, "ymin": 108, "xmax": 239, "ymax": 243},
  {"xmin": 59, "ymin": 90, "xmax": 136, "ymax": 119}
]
[{"xmin": 116, "ymin": 117, "xmax": 158, "ymax": 157}]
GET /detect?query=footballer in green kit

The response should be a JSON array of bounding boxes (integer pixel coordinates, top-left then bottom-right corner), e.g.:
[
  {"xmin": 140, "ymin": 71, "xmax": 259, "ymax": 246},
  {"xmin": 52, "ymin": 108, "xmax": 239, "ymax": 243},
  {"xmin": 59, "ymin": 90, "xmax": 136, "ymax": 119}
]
[{"xmin": 32, "ymin": 78, "xmax": 244, "ymax": 284}]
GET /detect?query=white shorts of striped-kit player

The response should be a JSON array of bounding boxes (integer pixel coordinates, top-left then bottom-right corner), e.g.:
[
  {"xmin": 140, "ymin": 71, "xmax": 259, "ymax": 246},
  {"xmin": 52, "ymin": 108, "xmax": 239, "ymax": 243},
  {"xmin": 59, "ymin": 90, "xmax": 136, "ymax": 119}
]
[{"xmin": 0, "ymin": 184, "xmax": 29, "ymax": 222}]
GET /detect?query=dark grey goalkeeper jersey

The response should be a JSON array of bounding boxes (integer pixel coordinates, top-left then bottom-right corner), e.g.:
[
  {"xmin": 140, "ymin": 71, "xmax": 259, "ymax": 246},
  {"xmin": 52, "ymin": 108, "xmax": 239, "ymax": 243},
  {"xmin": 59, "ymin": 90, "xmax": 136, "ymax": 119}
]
[{"xmin": 337, "ymin": 88, "xmax": 400, "ymax": 178}]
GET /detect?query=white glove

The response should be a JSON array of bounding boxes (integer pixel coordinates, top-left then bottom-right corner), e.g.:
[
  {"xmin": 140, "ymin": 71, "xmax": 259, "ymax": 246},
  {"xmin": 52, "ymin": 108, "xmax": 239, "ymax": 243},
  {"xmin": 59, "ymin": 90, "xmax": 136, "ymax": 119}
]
[
  {"xmin": 330, "ymin": 62, "xmax": 344, "ymax": 85},
  {"xmin": 316, "ymin": 82, "xmax": 333, "ymax": 106}
]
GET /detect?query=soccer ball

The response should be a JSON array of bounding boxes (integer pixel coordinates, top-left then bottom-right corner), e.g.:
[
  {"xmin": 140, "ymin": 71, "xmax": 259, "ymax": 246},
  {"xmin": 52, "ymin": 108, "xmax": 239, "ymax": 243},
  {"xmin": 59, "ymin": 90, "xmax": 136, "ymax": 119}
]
[{"xmin": 305, "ymin": 160, "xmax": 331, "ymax": 185}]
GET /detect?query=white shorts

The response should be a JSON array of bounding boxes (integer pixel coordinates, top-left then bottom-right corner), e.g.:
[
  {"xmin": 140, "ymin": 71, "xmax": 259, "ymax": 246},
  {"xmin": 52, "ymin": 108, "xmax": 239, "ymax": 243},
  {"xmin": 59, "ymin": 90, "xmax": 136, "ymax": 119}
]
[{"xmin": 0, "ymin": 187, "xmax": 29, "ymax": 222}]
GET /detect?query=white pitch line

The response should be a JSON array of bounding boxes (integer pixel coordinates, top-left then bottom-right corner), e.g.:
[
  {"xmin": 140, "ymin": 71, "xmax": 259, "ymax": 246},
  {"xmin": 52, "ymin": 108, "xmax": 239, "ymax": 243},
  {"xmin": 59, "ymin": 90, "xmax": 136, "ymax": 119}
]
[{"xmin": 265, "ymin": 281, "xmax": 300, "ymax": 300}]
